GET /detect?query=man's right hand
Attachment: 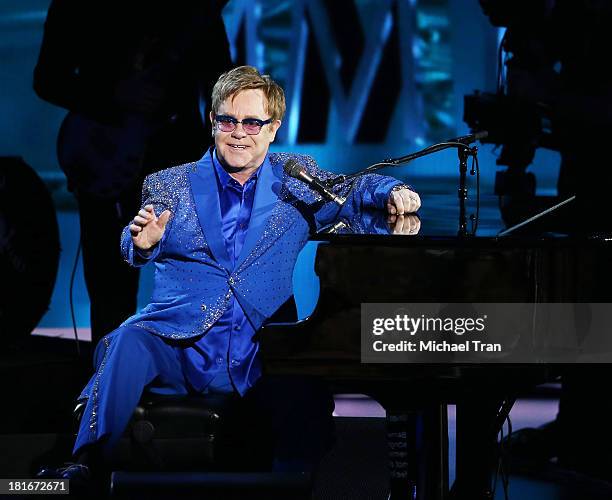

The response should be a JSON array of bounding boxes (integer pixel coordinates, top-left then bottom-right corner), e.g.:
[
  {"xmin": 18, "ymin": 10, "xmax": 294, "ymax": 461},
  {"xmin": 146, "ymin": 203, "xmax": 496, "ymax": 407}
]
[{"xmin": 130, "ymin": 204, "xmax": 171, "ymax": 250}]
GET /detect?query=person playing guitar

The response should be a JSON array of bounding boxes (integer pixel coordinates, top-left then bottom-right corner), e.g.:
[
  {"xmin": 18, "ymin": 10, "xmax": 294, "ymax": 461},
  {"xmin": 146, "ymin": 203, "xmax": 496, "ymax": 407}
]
[{"xmin": 34, "ymin": 0, "xmax": 233, "ymax": 346}]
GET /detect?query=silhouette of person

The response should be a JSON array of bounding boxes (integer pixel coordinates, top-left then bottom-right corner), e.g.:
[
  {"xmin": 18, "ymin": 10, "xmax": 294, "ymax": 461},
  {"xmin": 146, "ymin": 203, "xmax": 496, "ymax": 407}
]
[
  {"xmin": 480, "ymin": 0, "xmax": 612, "ymax": 478},
  {"xmin": 34, "ymin": 0, "xmax": 233, "ymax": 346}
]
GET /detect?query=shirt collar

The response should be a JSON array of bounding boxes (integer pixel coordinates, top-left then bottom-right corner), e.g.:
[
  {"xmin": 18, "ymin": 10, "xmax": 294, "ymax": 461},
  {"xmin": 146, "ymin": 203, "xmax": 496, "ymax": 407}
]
[{"xmin": 212, "ymin": 148, "xmax": 263, "ymax": 192}]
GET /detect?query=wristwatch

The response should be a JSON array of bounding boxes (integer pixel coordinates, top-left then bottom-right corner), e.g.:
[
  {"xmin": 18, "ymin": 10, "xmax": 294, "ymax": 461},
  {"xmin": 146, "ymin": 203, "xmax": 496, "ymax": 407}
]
[{"xmin": 391, "ymin": 184, "xmax": 411, "ymax": 193}]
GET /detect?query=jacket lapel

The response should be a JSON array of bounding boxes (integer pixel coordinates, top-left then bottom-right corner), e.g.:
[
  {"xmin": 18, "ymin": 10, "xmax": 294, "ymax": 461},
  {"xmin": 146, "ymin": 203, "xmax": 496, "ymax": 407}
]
[
  {"xmin": 189, "ymin": 151, "xmax": 232, "ymax": 270},
  {"xmin": 234, "ymin": 156, "xmax": 284, "ymax": 270}
]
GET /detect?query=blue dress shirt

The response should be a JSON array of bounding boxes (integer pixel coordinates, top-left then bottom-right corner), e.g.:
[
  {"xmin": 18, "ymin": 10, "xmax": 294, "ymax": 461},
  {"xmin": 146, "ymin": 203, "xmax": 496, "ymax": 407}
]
[{"xmin": 180, "ymin": 150, "xmax": 260, "ymax": 395}]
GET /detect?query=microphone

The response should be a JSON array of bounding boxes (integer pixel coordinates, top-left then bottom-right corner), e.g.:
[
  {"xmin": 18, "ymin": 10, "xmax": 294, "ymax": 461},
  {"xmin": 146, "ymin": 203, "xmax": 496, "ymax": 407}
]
[
  {"xmin": 283, "ymin": 159, "xmax": 346, "ymax": 206},
  {"xmin": 447, "ymin": 130, "xmax": 488, "ymax": 145}
]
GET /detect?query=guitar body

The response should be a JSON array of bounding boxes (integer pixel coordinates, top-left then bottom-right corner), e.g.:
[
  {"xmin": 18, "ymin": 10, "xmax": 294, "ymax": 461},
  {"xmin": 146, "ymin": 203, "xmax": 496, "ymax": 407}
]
[{"xmin": 57, "ymin": 112, "xmax": 153, "ymax": 199}]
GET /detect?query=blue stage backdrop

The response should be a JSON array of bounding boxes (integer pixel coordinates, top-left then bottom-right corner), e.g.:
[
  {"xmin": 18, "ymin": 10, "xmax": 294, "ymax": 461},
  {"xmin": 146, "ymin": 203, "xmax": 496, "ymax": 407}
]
[{"xmin": 0, "ymin": 0, "xmax": 561, "ymax": 336}]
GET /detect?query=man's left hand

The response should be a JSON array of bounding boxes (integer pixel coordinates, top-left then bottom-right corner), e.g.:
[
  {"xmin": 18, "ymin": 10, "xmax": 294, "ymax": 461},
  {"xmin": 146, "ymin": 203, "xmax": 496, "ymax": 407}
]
[{"xmin": 387, "ymin": 187, "xmax": 421, "ymax": 214}]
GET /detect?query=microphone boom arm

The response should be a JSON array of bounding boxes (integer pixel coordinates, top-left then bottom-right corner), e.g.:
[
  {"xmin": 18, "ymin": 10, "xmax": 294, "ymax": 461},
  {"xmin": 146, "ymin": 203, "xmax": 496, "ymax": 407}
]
[{"xmin": 325, "ymin": 140, "xmax": 480, "ymax": 188}]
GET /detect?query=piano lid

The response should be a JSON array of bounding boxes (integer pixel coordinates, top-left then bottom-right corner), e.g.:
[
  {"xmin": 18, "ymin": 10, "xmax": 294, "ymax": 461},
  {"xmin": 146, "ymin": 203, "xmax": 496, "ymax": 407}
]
[{"xmin": 312, "ymin": 193, "xmax": 604, "ymax": 242}]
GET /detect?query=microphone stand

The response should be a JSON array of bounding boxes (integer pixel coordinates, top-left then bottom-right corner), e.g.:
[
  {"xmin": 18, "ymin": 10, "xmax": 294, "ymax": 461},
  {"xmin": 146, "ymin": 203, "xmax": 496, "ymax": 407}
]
[
  {"xmin": 326, "ymin": 140, "xmax": 481, "ymax": 236},
  {"xmin": 458, "ymin": 146, "xmax": 472, "ymax": 236}
]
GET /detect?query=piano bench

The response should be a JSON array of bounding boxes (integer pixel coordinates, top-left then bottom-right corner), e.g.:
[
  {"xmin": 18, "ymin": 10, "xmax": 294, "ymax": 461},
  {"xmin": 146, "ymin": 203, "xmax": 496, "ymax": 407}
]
[{"xmin": 75, "ymin": 393, "xmax": 270, "ymax": 472}]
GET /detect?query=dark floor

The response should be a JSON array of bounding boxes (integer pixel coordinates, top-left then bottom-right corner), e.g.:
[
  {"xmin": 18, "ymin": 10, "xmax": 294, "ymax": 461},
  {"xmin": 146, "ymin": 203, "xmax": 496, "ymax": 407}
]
[
  {"xmin": 324, "ymin": 395, "xmax": 612, "ymax": 499},
  {"xmin": 2, "ymin": 394, "xmax": 612, "ymax": 499}
]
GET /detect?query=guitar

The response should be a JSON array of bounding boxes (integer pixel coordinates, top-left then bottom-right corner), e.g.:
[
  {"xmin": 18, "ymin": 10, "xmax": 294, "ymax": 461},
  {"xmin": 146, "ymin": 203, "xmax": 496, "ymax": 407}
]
[
  {"xmin": 56, "ymin": 111, "xmax": 155, "ymax": 199},
  {"xmin": 56, "ymin": 30, "xmax": 186, "ymax": 199}
]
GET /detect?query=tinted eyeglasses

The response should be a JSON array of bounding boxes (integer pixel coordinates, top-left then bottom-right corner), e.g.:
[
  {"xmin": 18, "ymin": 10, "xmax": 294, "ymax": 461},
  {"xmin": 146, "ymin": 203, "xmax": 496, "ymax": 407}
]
[{"xmin": 214, "ymin": 114, "xmax": 273, "ymax": 135}]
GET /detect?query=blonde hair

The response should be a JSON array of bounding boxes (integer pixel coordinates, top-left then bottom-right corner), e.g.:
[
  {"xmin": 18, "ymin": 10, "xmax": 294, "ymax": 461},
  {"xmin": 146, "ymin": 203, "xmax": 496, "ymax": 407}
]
[{"xmin": 211, "ymin": 66, "xmax": 286, "ymax": 121}]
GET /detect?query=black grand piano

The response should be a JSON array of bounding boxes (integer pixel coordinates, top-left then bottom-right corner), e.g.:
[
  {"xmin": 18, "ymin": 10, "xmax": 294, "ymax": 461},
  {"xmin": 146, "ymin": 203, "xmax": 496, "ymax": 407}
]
[{"xmin": 257, "ymin": 193, "xmax": 612, "ymax": 499}]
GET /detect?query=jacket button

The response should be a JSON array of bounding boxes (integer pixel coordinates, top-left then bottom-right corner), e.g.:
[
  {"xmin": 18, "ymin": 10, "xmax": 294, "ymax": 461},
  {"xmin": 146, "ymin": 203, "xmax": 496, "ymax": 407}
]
[{"xmin": 201, "ymin": 304, "xmax": 207, "ymax": 311}]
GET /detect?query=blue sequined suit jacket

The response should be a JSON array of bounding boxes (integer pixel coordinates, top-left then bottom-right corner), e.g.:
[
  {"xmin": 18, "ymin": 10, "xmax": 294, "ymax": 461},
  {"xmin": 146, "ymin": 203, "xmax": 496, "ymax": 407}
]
[{"xmin": 119, "ymin": 149, "xmax": 402, "ymax": 340}]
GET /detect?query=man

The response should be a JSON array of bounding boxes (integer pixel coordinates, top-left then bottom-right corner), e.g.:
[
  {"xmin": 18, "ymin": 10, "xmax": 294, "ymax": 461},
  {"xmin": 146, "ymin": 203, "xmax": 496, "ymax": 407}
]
[
  {"xmin": 479, "ymin": 0, "xmax": 612, "ymax": 479},
  {"xmin": 45, "ymin": 66, "xmax": 421, "ymax": 483}
]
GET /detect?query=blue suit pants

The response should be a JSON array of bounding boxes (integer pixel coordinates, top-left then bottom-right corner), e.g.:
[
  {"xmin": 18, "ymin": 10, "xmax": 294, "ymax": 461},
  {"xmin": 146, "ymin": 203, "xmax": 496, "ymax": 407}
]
[{"xmin": 73, "ymin": 325, "xmax": 334, "ymax": 472}]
